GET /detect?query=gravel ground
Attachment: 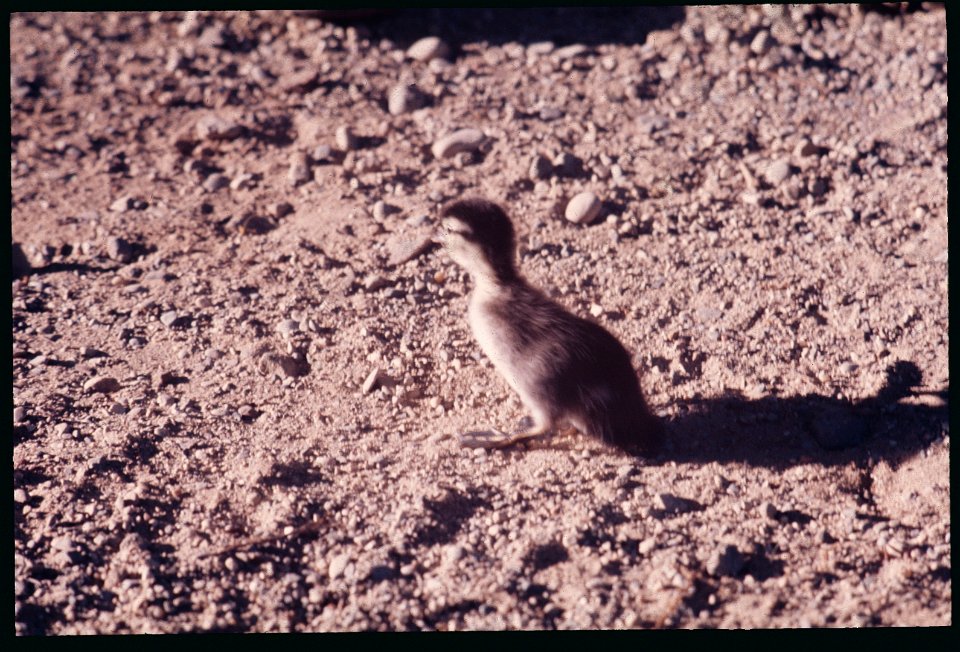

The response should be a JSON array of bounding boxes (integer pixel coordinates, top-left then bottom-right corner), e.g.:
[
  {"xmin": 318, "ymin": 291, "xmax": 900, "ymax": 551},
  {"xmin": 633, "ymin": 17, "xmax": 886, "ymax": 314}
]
[{"xmin": 11, "ymin": 7, "xmax": 949, "ymax": 633}]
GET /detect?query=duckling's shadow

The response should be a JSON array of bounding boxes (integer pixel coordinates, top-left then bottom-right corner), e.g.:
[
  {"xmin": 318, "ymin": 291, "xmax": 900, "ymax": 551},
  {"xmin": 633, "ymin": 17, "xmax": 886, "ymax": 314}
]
[{"xmin": 652, "ymin": 361, "xmax": 948, "ymax": 470}]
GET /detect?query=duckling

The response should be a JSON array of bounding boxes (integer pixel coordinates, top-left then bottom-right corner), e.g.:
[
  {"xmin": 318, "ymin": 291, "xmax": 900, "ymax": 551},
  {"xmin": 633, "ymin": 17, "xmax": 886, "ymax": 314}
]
[{"xmin": 438, "ymin": 197, "xmax": 662, "ymax": 454}]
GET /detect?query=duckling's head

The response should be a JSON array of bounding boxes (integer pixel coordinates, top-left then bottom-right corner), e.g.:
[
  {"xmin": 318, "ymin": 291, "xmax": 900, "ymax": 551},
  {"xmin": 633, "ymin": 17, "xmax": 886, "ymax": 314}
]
[{"xmin": 439, "ymin": 198, "xmax": 518, "ymax": 283}]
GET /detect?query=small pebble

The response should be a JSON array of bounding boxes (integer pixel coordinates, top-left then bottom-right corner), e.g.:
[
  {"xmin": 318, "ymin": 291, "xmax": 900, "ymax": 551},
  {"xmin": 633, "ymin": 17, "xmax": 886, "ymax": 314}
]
[
  {"xmin": 229, "ymin": 173, "xmax": 256, "ymax": 191},
  {"xmin": 288, "ymin": 152, "xmax": 311, "ymax": 186},
  {"xmin": 431, "ymin": 128, "xmax": 485, "ymax": 159},
  {"xmin": 407, "ymin": 36, "xmax": 449, "ymax": 62},
  {"xmin": 109, "ymin": 196, "xmax": 136, "ymax": 212},
  {"xmin": 14, "ymin": 406, "xmax": 27, "ymax": 423},
  {"xmin": 276, "ymin": 320, "xmax": 300, "ymax": 336},
  {"xmin": 107, "ymin": 236, "xmax": 133, "ymax": 263},
  {"xmin": 362, "ymin": 368, "xmax": 382, "ymax": 394},
  {"xmin": 707, "ymin": 544, "xmax": 745, "ymax": 577},
  {"xmin": 565, "ymin": 191, "xmax": 602, "ymax": 225},
  {"xmin": 202, "ymin": 173, "xmax": 228, "ymax": 192},
  {"xmin": 750, "ymin": 30, "xmax": 772, "ymax": 56},
  {"xmin": 335, "ymin": 125, "xmax": 358, "ymax": 151},
  {"xmin": 363, "ymin": 274, "xmax": 389, "ymax": 292},
  {"xmin": 529, "ymin": 154, "xmax": 553, "ymax": 180},
  {"xmin": 442, "ymin": 544, "xmax": 465, "ymax": 565},
  {"xmin": 388, "ymin": 84, "xmax": 423, "ymax": 115},
  {"xmin": 764, "ymin": 158, "xmax": 791, "ymax": 185},
  {"xmin": 195, "ymin": 115, "xmax": 243, "ymax": 141},
  {"xmin": 656, "ymin": 492, "xmax": 698, "ymax": 514},
  {"xmin": 160, "ymin": 311, "xmax": 179, "ymax": 327},
  {"xmin": 554, "ymin": 152, "xmax": 582, "ymax": 177},
  {"xmin": 328, "ymin": 553, "xmax": 350, "ymax": 580},
  {"xmin": 312, "ymin": 144, "xmax": 333, "ymax": 163},
  {"xmin": 269, "ymin": 202, "xmax": 295, "ymax": 219},
  {"xmin": 83, "ymin": 375, "xmax": 121, "ymax": 394}
]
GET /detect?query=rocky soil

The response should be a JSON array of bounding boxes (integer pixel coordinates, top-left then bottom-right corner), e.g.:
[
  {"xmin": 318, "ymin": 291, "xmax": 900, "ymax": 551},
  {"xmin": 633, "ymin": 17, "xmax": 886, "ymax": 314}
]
[{"xmin": 11, "ymin": 7, "xmax": 949, "ymax": 633}]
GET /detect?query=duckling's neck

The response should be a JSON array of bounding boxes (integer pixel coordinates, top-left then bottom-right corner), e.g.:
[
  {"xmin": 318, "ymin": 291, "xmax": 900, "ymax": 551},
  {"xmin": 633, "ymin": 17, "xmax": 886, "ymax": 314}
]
[{"xmin": 469, "ymin": 264, "xmax": 522, "ymax": 301}]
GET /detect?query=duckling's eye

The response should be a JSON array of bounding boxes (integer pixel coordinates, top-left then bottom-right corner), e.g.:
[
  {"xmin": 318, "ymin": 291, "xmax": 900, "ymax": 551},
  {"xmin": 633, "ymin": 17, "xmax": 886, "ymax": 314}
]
[{"xmin": 443, "ymin": 220, "xmax": 475, "ymax": 241}]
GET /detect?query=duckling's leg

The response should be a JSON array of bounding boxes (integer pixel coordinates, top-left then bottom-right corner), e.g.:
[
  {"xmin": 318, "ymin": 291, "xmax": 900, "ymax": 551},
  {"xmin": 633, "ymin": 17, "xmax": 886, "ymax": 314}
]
[
  {"xmin": 497, "ymin": 419, "xmax": 554, "ymax": 447},
  {"xmin": 457, "ymin": 414, "xmax": 555, "ymax": 449}
]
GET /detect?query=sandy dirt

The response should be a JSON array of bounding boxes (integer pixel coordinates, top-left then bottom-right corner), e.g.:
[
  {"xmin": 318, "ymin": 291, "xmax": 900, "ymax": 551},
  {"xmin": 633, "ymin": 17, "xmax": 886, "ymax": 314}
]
[{"xmin": 11, "ymin": 7, "xmax": 949, "ymax": 633}]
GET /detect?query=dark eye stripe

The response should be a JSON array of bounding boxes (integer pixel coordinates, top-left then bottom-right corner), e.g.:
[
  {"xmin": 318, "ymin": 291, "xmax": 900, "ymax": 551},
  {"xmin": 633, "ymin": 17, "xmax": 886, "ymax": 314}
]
[{"xmin": 447, "ymin": 228, "xmax": 476, "ymax": 241}]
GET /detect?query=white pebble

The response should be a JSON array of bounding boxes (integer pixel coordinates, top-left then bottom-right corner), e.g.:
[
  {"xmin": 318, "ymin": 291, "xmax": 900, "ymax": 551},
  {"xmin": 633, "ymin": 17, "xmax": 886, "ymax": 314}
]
[
  {"xmin": 388, "ymin": 84, "xmax": 423, "ymax": 116},
  {"xmin": 565, "ymin": 191, "xmax": 602, "ymax": 224},
  {"xmin": 407, "ymin": 36, "xmax": 449, "ymax": 62},
  {"xmin": 764, "ymin": 158, "xmax": 791, "ymax": 185},
  {"xmin": 288, "ymin": 152, "xmax": 311, "ymax": 186},
  {"xmin": 328, "ymin": 553, "xmax": 350, "ymax": 580},
  {"xmin": 431, "ymin": 128, "xmax": 485, "ymax": 159},
  {"xmin": 335, "ymin": 125, "xmax": 357, "ymax": 151},
  {"xmin": 195, "ymin": 115, "xmax": 243, "ymax": 141}
]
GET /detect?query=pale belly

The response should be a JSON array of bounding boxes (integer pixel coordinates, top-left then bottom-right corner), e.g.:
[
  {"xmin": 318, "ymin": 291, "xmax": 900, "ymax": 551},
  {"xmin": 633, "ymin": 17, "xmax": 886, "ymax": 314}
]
[{"xmin": 468, "ymin": 300, "xmax": 521, "ymax": 392}]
